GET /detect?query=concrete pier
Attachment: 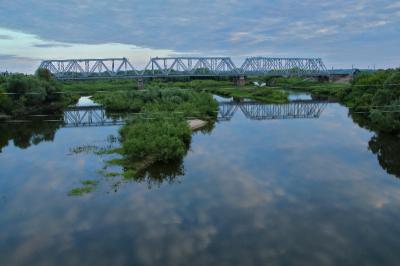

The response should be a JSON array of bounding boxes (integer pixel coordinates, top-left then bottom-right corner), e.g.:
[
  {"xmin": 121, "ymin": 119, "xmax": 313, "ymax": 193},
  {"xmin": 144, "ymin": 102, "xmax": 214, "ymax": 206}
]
[
  {"xmin": 234, "ymin": 76, "xmax": 246, "ymax": 86},
  {"xmin": 137, "ymin": 78, "xmax": 144, "ymax": 90}
]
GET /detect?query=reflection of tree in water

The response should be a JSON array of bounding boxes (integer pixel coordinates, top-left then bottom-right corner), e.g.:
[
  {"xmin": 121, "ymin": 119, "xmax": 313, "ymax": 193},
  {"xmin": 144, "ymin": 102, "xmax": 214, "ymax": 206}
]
[
  {"xmin": 125, "ymin": 158, "xmax": 186, "ymax": 189},
  {"xmin": 0, "ymin": 120, "xmax": 62, "ymax": 152},
  {"xmin": 69, "ymin": 119, "xmax": 216, "ymax": 195},
  {"xmin": 368, "ymin": 133, "xmax": 400, "ymax": 178},
  {"xmin": 349, "ymin": 111, "xmax": 400, "ymax": 179},
  {"xmin": 115, "ymin": 120, "xmax": 216, "ymax": 190}
]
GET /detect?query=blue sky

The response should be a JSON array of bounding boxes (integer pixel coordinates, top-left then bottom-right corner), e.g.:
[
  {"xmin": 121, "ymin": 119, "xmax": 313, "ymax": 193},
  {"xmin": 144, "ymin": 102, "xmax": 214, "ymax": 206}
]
[{"xmin": 0, "ymin": 0, "xmax": 399, "ymax": 73}]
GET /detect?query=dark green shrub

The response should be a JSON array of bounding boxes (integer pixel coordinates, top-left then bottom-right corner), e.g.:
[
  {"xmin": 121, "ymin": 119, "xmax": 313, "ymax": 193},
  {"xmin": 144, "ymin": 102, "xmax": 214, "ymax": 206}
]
[
  {"xmin": 120, "ymin": 116, "xmax": 191, "ymax": 162},
  {"xmin": 35, "ymin": 68, "xmax": 52, "ymax": 81}
]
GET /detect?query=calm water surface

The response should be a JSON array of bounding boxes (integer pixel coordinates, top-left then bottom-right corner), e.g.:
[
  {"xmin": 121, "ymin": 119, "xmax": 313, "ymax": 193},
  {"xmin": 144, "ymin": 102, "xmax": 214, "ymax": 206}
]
[{"xmin": 1, "ymin": 95, "xmax": 400, "ymax": 266}]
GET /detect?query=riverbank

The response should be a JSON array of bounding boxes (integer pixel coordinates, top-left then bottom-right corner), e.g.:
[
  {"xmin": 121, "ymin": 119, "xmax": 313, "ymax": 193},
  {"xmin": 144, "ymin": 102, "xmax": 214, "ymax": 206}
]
[{"xmin": 2, "ymin": 69, "xmax": 399, "ymax": 134}]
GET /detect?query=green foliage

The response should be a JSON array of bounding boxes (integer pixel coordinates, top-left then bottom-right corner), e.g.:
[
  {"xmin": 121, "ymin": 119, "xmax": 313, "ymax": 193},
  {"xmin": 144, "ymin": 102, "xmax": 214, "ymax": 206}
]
[
  {"xmin": 62, "ymin": 79, "xmax": 138, "ymax": 94},
  {"xmin": 81, "ymin": 180, "xmax": 98, "ymax": 186},
  {"xmin": 120, "ymin": 116, "xmax": 191, "ymax": 162},
  {"xmin": 95, "ymin": 89, "xmax": 218, "ymax": 180},
  {"xmin": 61, "ymin": 78, "xmax": 233, "ymax": 95},
  {"xmin": 343, "ymin": 70, "xmax": 395, "ymax": 108},
  {"xmin": 0, "ymin": 73, "xmax": 69, "ymax": 116},
  {"xmin": 68, "ymin": 180, "xmax": 98, "ymax": 196},
  {"xmin": 205, "ymin": 87, "xmax": 289, "ymax": 103},
  {"xmin": 258, "ymin": 76, "xmax": 349, "ymax": 100},
  {"xmin": 367, "ymin": 99, "xmax": 400, "ymax": 132},
  {"xmin": 0, "ymin": 87, "xmax": 12, "ymax": 114},
  {"xmin": 35, "ymin": 68, "xmax": 52, "ymax": 81},
  {"xmin": 345, "ymin": 69, "xmax": 400, "ymax": 133},
  {"xmin": 93, "ymin": 88, "xmax": 218, "ymax": 119}
]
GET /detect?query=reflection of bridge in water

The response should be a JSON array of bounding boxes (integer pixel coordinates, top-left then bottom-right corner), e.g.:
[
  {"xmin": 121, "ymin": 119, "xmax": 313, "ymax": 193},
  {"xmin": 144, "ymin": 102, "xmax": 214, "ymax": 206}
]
[
  {"xmin": 62, "ymin": 100, "xmax": 328, "ymax": 127},
  {"xmin": 63, "ymin": 106, "xmax": 124, "ymax": 128},
  {"xmin": 217, "ymin": 100, "xmax": 328, "ymax": 121}
]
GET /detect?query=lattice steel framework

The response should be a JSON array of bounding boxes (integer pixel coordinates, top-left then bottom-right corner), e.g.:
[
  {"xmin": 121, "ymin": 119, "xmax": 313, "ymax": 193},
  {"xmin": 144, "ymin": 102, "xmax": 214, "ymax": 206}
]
[
  {"xmin": 39, "ymin": 56, "xmax": 328, "ymax": 80},
  {"xmin": 39, "ymin": 58, "xmax": 138, "ymax": 79},
  {"xmin": 143, "ymin": 57, "xmax": 238, "ymax": 76},
  {"xmin": 240, "ymin": 57, "xmax": 327, "ymax": 76}
]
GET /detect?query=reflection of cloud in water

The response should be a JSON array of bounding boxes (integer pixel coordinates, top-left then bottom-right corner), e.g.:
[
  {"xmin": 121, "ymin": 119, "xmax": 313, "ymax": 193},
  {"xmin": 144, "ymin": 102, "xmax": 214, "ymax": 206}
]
[{"xmin": 2, "ymin": 103, "xmax": 400, "ymax": 265}]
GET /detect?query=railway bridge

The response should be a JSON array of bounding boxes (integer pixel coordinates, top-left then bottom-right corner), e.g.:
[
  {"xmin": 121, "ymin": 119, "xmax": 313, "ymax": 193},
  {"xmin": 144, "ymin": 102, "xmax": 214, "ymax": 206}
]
[{"xmin": 39, "ymin": 57, "xmax": 328, "ymax": 88}]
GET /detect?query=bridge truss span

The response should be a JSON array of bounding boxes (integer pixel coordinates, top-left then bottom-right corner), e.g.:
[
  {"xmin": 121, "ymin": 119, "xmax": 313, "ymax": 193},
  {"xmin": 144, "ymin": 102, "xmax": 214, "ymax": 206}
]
[
  {"xmin": 39, "ymin": 56, "xmax": 329, "ymax": 80},
  {"xmin": 39, "ymin": 58, "xmax": 139, "ymax": 79},
  {"xmin": 240, "ymin": 57, "xmax": 327, "ymax": 76},
  {"xmin": 143, "ymin": 57, "xmax": 239, "ymax": 77}
]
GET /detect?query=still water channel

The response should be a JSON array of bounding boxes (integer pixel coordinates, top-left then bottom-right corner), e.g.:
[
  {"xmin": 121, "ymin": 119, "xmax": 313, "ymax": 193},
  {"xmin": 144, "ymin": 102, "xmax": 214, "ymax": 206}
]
[{"xmin": 0, "ymin": 94, "xmax": 400, "ymax": 266}]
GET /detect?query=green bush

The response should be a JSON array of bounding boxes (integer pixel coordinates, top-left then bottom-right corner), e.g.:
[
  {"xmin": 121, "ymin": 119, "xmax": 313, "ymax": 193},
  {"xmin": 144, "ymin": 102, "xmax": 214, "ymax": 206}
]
[
  {"xmin": 94, "ymin": 89, "xmax": 218, "ymax": 119},
  {"xmin": 0, "ymin": 87, "xmax": 12, "ymax": 114},
  {"xmin": 120, "ymin": 116, "xmax": 191, "ymax": 162},
  {"xmin": 1, "ymin": 73, "xmax": 69, "ymax": 116},
  {"xmin": 345, "ymin": 69, "xmax": 400, "ymax": 133},
  {"xmin": 35, "ymin": 68, "xmax": 52, "ymax": 81}
]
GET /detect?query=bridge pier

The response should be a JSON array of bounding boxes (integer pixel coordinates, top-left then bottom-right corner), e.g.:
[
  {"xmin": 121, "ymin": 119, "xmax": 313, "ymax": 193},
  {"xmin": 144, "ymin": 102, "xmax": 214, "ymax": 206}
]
[
  {"xmin": 234, "ymin": 76, "xmax": 246, "ymax": 86},
  {"xmin": 137, "ymin": 78, "xmax": 144, "ymax": 90}
]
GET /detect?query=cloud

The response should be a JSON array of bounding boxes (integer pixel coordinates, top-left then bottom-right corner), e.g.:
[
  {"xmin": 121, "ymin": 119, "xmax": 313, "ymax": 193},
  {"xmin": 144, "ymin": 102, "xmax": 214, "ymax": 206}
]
[
  {"xmin": 33, "ymin": 43, "xmax": 72, "ymax": 48},
  {"xmin": 386, "ymin": 1, "xmax": 400, "ymax": 9},
  {"xmin": 0, "ymin": 0, "xmax": 399, "ymax": 70},
  {"xmin": 0, "ymin": 34, "xmax": 12, "ymax": 39},
  {"xmin": 0, "ymin": 27, "xmax": 180, "ymax": 73}
]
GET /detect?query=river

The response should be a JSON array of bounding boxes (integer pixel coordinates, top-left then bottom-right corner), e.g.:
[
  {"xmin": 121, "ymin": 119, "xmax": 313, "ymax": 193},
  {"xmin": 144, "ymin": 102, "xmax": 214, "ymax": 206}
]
[{"xmin": 0, "ymin": 94, "xmax": 399, "ymax": 265}]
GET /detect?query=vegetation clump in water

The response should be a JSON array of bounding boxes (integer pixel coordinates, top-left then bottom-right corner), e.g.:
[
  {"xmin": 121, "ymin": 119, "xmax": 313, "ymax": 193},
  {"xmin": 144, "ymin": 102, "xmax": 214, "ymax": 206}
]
[
  {"xmin": 68, "ymin": 180, "xmax": 98, "ymax": 196},
  {"xmin": 94, "ymin": 89, "xmax": 218, "ymax": 179}
]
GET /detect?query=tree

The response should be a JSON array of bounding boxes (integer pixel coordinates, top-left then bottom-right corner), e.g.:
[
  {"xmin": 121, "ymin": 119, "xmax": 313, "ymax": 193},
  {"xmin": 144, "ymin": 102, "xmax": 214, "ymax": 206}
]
[{"xmin": 35, "ymin": 68, "xmax": 52, "ymax": 81}]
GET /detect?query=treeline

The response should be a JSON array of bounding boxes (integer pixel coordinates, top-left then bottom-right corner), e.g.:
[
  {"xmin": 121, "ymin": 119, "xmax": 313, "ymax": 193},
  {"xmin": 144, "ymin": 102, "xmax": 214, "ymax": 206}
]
[
  {"xmin": 0, "ymin": 69, "xmax": 73, "ymax": 117},
  {"xmin": 343, "ymin": 69, "xmax": 400, "ymax": 133}
]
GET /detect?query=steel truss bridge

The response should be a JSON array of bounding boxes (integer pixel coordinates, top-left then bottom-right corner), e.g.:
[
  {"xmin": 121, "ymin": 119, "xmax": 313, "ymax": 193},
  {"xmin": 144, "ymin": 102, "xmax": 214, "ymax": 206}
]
[
  {"xmin": 39, "ymin": 57, "xmax": 328, "ymax": 80},
  {"xmin": 61, "ymin": 100, "xmax": 327, "ymax": 127}
]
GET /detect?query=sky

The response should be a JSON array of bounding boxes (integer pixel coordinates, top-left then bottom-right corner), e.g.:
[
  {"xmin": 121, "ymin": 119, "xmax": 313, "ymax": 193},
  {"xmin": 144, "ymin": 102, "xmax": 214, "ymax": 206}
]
[{"xmin": 0, "ymin": 0, "xmax": 399, "ymax": 73}]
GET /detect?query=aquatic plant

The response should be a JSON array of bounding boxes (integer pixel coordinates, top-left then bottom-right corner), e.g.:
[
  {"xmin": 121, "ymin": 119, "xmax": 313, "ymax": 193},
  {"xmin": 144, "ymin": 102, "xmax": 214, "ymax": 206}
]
[{"xmin": 68, "ymin": 180, "xmax": 98, "ymax": 196}]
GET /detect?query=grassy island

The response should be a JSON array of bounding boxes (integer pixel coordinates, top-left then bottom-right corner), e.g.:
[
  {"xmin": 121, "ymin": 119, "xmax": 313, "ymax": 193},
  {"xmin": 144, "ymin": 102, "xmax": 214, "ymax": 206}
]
[{"xmin": 93, "ymin": 89, "xmax": 218, "ymax": 178}]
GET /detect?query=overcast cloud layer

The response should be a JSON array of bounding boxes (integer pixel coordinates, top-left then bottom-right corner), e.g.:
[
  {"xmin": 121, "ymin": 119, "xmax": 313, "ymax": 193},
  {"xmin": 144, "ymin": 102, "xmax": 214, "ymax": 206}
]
[{"xmin": 0, "ymin": 0, "xmax": 399, "ymax": 72}]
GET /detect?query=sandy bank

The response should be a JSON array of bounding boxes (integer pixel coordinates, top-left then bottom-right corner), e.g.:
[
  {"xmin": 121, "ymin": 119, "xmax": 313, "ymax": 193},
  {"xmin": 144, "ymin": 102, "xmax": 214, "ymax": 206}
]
[{"xmin": 188, "ymin": 119, "xmax": 207, "ymax": 130}]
